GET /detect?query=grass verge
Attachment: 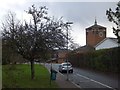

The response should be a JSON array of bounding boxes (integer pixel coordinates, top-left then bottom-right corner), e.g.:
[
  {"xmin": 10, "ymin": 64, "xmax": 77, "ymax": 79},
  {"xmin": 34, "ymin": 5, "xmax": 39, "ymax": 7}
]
[{"xmin": 2, "ymin": 64, "xmax": 58, "ymax": 88}]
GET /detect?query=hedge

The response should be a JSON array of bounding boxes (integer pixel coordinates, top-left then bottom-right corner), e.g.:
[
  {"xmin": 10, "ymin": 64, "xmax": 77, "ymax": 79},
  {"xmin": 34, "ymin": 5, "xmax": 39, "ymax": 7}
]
[{"xmin": 68, "ymin": 47, "xmax": 119, "ymax": 73}]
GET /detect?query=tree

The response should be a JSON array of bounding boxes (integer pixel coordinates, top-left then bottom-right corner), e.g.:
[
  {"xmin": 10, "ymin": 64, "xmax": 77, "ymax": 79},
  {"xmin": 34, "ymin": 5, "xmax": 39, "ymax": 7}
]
[
  {"xmin": 2, "ymin": 5, "xmax": 73, "ymax": 79},
  {"xmin": 2, "ymin": 11, "xmax": 21, "ymax": 64},
  {"xmin": 69, "ymin": 42, "xmax": 80, "ymax": 50},
  {"xmin": 106, "ymin": 1, "xmax": 120, "ymax": 43}
]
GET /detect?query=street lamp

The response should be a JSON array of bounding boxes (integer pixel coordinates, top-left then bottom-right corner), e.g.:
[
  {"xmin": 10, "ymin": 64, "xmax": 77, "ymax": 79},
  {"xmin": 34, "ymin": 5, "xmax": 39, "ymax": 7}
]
[
  {"xmin": 118, "ymin": 30, "xmax": 120, "ymax": 47},
  {"xmin": 65, "ymin": 22, "xmax": 73, "ymax": 81},
  {"xmin": 118, "ymin": 31, "xmax": 120, "ymax": 36}
]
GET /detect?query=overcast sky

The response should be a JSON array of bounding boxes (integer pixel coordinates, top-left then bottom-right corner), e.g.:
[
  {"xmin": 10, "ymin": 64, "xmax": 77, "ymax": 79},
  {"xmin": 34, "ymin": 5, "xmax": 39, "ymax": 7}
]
[{"xmin": 0, "ymin": 0, "xmax": 119, "ymax": 46}]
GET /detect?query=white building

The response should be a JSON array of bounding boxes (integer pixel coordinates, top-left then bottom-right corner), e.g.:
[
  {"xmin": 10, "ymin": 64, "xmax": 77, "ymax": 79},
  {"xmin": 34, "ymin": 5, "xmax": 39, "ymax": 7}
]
[{"xmin": 94, "ymin": 37, "xmax": 118, "ymax": 50}]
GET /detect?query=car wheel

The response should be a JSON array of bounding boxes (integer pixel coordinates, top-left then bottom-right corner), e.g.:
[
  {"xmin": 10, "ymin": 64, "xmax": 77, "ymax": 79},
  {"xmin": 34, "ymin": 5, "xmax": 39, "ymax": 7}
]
[{"xmin": 70, "ymin": 70, "xmax": 73, "ymax": 73}]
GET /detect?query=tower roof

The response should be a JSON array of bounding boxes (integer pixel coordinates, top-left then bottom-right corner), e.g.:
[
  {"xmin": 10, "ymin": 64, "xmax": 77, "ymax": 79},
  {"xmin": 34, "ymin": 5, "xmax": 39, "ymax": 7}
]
[
  {"xmin": 86, "ymin": 20, "xmax": 106, "ymax": 30},
  {"xmin": 94, "ymin": 18, "xmax": 97, "ymax": 25}
]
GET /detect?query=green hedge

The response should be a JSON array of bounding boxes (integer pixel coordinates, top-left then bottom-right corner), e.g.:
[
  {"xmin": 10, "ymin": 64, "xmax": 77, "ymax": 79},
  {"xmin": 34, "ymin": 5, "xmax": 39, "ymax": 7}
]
[{"xmin": 68, "ymin": 47, "xmax": 119, "ymax": 73}]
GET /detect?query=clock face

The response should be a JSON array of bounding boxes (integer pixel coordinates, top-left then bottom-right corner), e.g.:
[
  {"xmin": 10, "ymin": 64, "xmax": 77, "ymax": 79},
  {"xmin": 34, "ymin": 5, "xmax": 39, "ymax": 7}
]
[{"xmin": 99, "ymin": 32, "xmax": 103, "ymax": 37}]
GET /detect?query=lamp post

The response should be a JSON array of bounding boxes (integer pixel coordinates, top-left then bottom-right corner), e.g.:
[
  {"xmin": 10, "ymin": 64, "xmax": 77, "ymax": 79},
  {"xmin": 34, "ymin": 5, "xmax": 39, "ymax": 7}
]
[
  {"xmin": 118, "ymin": 30, "xmax": 120, "ymax": 47},
  {"xmin": 65, "ymin": 22, "xmax": 73, "ymax": 81}
]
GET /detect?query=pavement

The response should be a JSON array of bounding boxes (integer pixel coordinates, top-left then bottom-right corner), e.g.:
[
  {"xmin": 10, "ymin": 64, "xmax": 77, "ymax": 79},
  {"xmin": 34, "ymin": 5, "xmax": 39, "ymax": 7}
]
[
  {"xmin": 55, "ymin": 71, "xmax": 79, "ymax": 88},
  {"xmin": 52, "ymin": 70, "xmax": 118, "ymax": 89},
  {"xmin": 44, "ymin": 64, "xmax": 79, "ymax": 88}
]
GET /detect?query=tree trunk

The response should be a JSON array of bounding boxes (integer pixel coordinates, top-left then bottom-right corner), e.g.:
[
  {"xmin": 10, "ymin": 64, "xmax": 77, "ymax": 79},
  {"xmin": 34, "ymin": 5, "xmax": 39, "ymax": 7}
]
[{"xmin": 30, "ymin": 59, "xmax": 35, "ymax": 80}]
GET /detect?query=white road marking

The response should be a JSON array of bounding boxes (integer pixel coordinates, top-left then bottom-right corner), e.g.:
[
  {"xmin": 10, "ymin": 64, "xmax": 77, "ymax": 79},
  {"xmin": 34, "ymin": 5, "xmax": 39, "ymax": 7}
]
[
  {"xmin": 58, "ymin": 72, "xmax": 64, "ymax": 76},
  {"xmin": 71, "ymin": 81, "xmax": 82, "ymax": 88},
  {"xmin": 76, "ymin": 74, "xmax": 116, "ymax": 90}
]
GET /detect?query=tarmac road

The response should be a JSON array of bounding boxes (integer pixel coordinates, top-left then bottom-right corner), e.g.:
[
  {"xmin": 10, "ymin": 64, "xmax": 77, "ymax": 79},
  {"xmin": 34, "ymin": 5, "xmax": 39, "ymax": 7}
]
[{"xmin": 45, "ymin": 63, "xmax": 118, "ymax": 89}]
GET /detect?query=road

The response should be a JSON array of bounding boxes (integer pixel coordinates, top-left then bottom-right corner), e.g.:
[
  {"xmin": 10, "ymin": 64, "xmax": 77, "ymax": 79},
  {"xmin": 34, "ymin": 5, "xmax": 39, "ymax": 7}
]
[{"xmin": 45, "ymin": 63, "xmax": 118, "ymax": 89}]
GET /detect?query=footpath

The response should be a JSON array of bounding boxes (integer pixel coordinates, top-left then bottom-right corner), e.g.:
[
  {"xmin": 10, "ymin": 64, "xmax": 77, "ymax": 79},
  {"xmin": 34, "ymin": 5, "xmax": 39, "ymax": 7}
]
[
  {"xmin": 44, "ymin": 63, "xmax": 79, "ymax": 88},
  {"xmin": 55, "ymin": 71, "xmax": 79, "ymax": 88}
]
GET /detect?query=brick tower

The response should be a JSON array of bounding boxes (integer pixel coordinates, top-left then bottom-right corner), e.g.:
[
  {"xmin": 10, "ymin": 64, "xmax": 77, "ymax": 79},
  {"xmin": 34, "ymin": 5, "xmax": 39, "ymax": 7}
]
[{"xmin": 86, "ymin": 19, "xmax": 106, "ymax": 47}]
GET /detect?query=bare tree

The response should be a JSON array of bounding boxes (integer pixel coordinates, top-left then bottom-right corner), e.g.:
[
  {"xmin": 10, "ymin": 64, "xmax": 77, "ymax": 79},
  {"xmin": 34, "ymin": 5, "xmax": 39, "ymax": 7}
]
[
  {"xmin": 69, "ymin": 42, "xmax": 80, "ymax": 50},
  {"xmin": 2, "ymin": 11, "xmax": 21, "ymax": 64},
  {"xmin": 2, "ymin": 5, "xmax": 73, "ymax": 79}
]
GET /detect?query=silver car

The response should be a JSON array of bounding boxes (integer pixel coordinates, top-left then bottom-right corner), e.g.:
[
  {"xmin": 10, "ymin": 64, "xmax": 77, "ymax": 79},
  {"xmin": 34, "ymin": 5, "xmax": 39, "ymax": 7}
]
[{"xmin": 58, "ymin": 62, "xmax": 73, "ymax": 73}]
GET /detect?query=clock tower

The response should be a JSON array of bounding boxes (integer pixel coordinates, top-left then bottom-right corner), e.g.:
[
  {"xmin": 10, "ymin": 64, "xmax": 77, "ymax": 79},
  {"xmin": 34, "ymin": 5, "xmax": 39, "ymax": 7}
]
[{"xmin": 86, "ymin": 19, "xmax": 106, "ymax": 47}]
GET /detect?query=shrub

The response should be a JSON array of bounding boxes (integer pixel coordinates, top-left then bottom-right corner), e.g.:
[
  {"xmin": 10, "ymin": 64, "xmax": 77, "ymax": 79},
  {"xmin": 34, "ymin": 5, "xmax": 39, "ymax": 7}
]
[{"xmin": 68, "ymin": 47, "xmax": 119, "ymax": 73}]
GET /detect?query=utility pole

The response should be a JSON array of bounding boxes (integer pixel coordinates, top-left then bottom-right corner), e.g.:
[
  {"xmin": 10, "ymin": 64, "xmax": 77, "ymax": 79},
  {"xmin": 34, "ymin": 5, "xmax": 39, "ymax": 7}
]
[
  {"xmin": 65, "ymin": 22, "xmax": 73, "ymax": 81},
  {"xmin": 117, "ymin": 30, "xmax": 120, "ymax": 47}
]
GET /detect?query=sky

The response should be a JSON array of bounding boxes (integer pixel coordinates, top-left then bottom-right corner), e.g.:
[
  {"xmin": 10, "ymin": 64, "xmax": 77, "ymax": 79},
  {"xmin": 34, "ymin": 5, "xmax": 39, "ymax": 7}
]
[{"xmin": 0, "ymin": 0, "xmax": 119, "ymax": 46}]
